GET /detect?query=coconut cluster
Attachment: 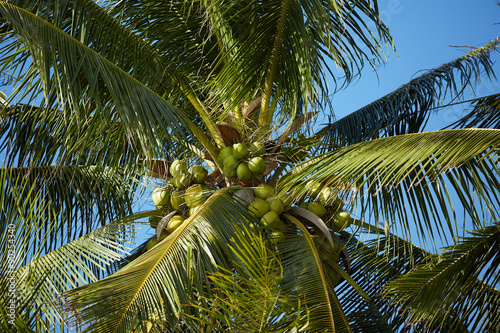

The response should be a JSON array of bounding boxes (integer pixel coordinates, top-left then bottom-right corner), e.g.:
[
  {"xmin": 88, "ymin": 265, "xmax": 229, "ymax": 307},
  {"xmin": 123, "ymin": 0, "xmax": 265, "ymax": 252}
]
[
  {"xmin": 147, "ymin": 160, "xmax": 212, "ymax": 250},
  {"xmin": 219, "ymin": 141, "xmax": 267, "ymax": 181},
  {"xmin": 244, "ymin": 184, "xmax": 292, "ymax": 243},
  {"xmin": 242, "ymin": 181, "xmax": 353, "ymax": 247},
  {"xmin": 296, "ymin": 181, "xmax": 353, "ymax": 232}
]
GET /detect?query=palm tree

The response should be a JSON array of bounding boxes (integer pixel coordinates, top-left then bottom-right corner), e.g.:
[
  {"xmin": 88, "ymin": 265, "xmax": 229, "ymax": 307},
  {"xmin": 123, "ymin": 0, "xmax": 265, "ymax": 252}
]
[{"xmin": 1, "ymin": 1, "xmax": 499, "ymax": 332}]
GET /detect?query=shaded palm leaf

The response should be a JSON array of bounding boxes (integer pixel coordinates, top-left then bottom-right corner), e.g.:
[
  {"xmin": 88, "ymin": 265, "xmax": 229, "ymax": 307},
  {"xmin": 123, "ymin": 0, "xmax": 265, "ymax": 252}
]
[
  {"xmin": 319, "ymin": 37, "xmax": 500, "ymax": 147},
  {"xmin": 185, "ymin": 229, "xmax": 310, "ymax": 332},
  {"xmin": 446, "ymin": 92, "xmax": 500, "ymax": 129},
  {"xmin": 336, "ymin": 230, "xmax": 472, "ymax": 332},
  {"xmin": 0, "ymin": 164, "xmax": 135, "ymax": 253},
  {"xmin": 382, "ymin": 221, "xmax": 500, "ymax": 332},
  {"xmin": 283, "ymin": 129, "xmax": 500, "ymax": 245}
]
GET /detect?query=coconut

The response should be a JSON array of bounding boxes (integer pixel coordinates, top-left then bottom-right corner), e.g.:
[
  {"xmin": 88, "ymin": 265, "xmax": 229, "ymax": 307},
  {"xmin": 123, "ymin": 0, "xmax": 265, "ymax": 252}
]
[
  {"xmin": 307, "ymin": 202, "xmax": 327, "ymax": 218},
  {"xmin": 248, "ymin": 156, "xmax": 266, "ymax": 175},
  {"xmin": 331, "ymin": 211, "xmax": 352, "ymax": 231},
  {"xmin": 254, "ymin": 183, "xmax": 274, "ymax": 199},
  {"xmin": 185, "ymin": 184, "xmax": 205, "ymax": 208},
  {"xmin": 261, "ymin": 210, "xmax": 280, "ymax": 228},
  {"xmin": 219, "ymin": 146, "xmax": 234, "ymax": 162},
  {"xmin": 249, "ymin": 141, "xmax": 266, "ymax": 156},
  {"xmin": 268, "ymin": 230, "xmax": 286, "ymax": 243},
  {"xmin": 306, "ymin": 181, "xmax": 323, "ymax": 198},
  {"xmin": 189, "ymin": 165, "xmax": 208, "ymax": 184},
  {"xmin": 266, "ymin": 196, "xmax": 284, "ymax": 215},
  {"xmin": 170, "ymin": 190, "xmax": 185, "ymax": 209},
  {"xmin": 152, "ymin": 187, "xmax": 170, "ymax": 207},
  {"xmin": 233, "ymin": 143, "xmax": 248, "ymax": 160},
  {"xmin": 248, "ymin": 197, "xmax": 269, "ymax": 218},
  {"xmin": 167, "ymin": 215, "xmax": 185, "ymax": 233},
  {"xmin": 237, "ymin": 162, "xmax": 254, "ymax": 181},
  {"xmin": 170, "ymin": 160, "xmax": 188, "ymax": 177}
]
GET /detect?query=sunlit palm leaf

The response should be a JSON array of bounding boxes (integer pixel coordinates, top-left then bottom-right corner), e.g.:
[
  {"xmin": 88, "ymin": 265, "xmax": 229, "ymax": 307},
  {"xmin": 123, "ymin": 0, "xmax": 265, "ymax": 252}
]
[
  {"xmin": 61, "ymin": 189, "xmax": 259, "ymax": 332},
  {"xmin": 281, "ymin": 214, "xmax": 349, "ymax": 332},
  {"xmin": 319, "ymin": 37, "xmax": 500, "ymax": 147},
  {"xmin": 0, "ymin": 212, "xmax": 142, "ymax": 328},
  {"xmin": 283, "ymin": 129, "xmax": 500, "ymax": 245},
  {"xmin": 382, "ymin": 221, "xmax": 500, "ymax": 332},
  {"xmin": 0, "ymin": 3, "xmax": 196, "ymax": 166},
  {"xmin": 199, "ymin": 0, "xmax": 392, "ymax": 125},
  {"xmin": 185, "ymin": 230, "xmax": 310, "ymax": 332}
]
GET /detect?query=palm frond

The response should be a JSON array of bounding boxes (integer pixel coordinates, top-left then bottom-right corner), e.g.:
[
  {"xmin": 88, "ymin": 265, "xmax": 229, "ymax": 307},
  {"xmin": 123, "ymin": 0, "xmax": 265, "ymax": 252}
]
[
  {"xmin": 185, "ymin": 229, "xmax": 310, "ymax": 332},
  {"xmin": 282, "ymin": 129, "xmax": 500, "ymax": 246},
  {"xmin": 382, "ymin": 221, "xmax": 500, "ymax": 332},
  {"xmin": 281, "ymin": 214, "xmax": 349, "ymax": 332},
  {"xmin": 61, "ymin": 189, "xmax": 260, "ymax": 332},
  {"xmin": 0, "ymin": 165, "xmax": 144, "ymax": 329},
  {"xmin": 337, "ymin": 233, "xmax": 428, "ymax": 332},
  {"xmin": 0, "ymin": 3, "xmax": 197, "ymax": 166},
  {"xmin": 200, "ymin": 0, "xmax": 392, "ymax": 126},
  {"xmin": 0, "ymin": 210, "xmax": 142, "ymax": 329},
  {"xmin": 0, "ymin": 164, "xmax": 135, "ymax": 254},
  {"xmin": 319, "ymin": 37, "xmax": 500, "ymax": 147},
  {"xmin": 336, "ymin": 230, "xmax": 473, "ymax": 332},
  {"xmin": 446, "ymin": 92, "xmax": 500, "ymax": 129},
  {"xmin": 5, "ymin": 0, "xmax": 171, "ymax": 92}
]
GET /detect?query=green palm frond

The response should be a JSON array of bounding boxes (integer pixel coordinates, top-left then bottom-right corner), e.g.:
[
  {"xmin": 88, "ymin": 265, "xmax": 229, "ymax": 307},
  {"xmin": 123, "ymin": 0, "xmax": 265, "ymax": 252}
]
[
  {"xmin": 0, "ymin": 164, "xmax": 135, "ymax": 253},
  {"xmin": 197, "ymin": 0, "xmax": 392, "ymax": 126},
  {"xmin": 61, "ymin": 189, "xmax": 259, "ymax": 332},
  {"xmin": 7, "ymin": 0, "xmax": 169, "ymax": 92},
  {"xmin": 446, "ymin": 92, "xmax": 500, "ymax": 129},
  {"xmin": 319, "ymin": 37, "xmax": 500, "ymax": 147},
  {"xmin": 0, "ymin": 3, "xmax": 198, "ymax": 165},
  {"xmin": 283, "ymin": 129, "xmax": 500, "ymax": 245},
  {"xmin": 335, "ymin": 230, "xmax": 473, "ymax": 332},
  {"xmin": 281, "ymin": 215, "xmax": 349, "ymax": 332},
  {"xmin": 0, "ymin": 103, "xmax": 137, "ymax": 168},
  {"xmin": 382, "ymin": 221, "xmax": 500, "ymax": 332},
  {"xmin": 0, "ymin": 165, "xmax": 143, "ymax": 329},
  {"xmin": 185, "ymin": 229, "xmax": 310, "ymax": 332},
  {"xmin": 107, "ymin": 0, "xmax": 220, "ymax": 88},
  {"xmin": 0, "ymin": 211, "xmax": 142, "ymax": 328},
  {"xmin": 336, "ymin": 233, "xmax": 429, "ymax": 332}
]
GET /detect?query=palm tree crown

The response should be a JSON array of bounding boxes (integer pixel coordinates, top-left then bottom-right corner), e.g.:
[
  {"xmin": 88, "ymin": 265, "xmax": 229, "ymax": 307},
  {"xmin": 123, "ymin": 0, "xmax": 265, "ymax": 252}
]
[{"xmin": 1, "ymin": 1, "xmax": 499, "ymax": 332}]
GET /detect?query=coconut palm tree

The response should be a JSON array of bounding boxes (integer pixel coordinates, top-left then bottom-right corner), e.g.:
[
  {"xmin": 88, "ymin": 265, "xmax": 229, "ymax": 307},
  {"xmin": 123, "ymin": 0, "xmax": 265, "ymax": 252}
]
[{"xmin": 1, "ymin": 1, "xmax": 499, "ymax": 332}]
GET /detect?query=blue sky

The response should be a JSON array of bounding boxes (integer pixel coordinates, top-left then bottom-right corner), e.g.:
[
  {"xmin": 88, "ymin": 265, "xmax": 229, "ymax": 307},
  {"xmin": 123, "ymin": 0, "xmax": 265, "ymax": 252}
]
[{"xmin": 330, "ymin": 0, "xmax": 500, "ymax": 123}]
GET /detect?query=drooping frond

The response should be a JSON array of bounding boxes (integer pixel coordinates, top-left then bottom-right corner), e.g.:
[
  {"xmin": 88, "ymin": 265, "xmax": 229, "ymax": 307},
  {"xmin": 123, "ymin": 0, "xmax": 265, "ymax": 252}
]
[
  {"xmin": 0, "ymin": 211, "xmax": 141, "ymax": 328},
  {"xmin": 0, "ymin": 3, "xmax": 198, "ymax": 166},
  {"xmin": 283, "ymin": 129, "xmax": 500, "ymax": 246},
  {"xmin": 0, "ymin": 164, "xmax": 135, "ymax": 253},
  {"xmin": 61, "ymin": 189, "xmax": 259, "ymax": 332},
  {"xmin": 280, "ymin": 215, "xmax": 349, "ymax": 332},
  {"xmin": 0, "ymin": 166, "xmax": 141, "ymax": 329},
  {"xmin": 446, "ymin": 92, "xmax": 500, "ymax": 129},
  {"xmin": 382, "ymin": 222, "xmax": 500, "ymax": 332},
  {"xmin": 336, "ymin": 231, "xmax": 472, "ymax": 332},
  {"xmin": 319, "ymin": 37, "xmax": 500, "ymax": 148}
]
